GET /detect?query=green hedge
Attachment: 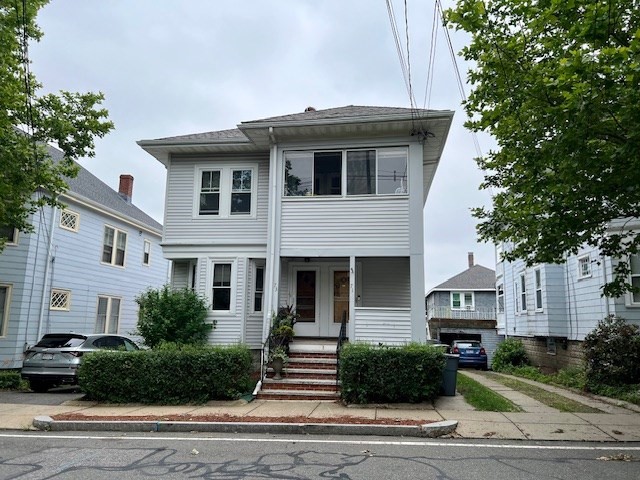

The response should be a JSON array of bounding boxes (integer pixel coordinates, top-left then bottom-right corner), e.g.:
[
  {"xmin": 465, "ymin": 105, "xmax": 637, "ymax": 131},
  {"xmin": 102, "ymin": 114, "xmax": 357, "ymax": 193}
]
[
  {"xmin": 78, "ymin": 344, "xmax": 253, "ymax": 404},
  {"xmin": 339, "ymin": 343, "xmax": 446, "ymax": 404},
  {"xmin": 0, "ymin": 370, "xmax": 22, "ymax": 389}
]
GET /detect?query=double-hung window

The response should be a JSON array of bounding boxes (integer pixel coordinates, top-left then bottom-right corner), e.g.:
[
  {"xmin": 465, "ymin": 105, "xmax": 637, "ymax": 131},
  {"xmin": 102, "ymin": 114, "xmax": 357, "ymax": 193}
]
[
  {"xmin": 578, "ymin": 254, "xmax": 591, "ymax": 278},
  {"xmin": 95, "ymin": 296, "xmax": 121, "ymax": 334},
  {"xmin": 102, "ymin": 226, "xmax": 127, "ymax": 266},
  {"xmin": 451, "ymin": 292, "xmax": 474, "ymax": 310},
  {"xmin": 212, "ymin": 263, "xmax": 232, "ymax": 311},
  {"xmin": 253, "ymin": 264, "xmax": 265, "ymax": 313},
  {"xmin": 197, "ymin": 167, "xmax": 255, "ymax": 217},
  {"xmin": 143, "ymin": 240, "xmax": 151, "ymax": 265},
  {"xmin": 199, "ymin": 170, "xmax": 221, "ymax": 215},
  {"xmin": 284, "ymin": 147, "xmax": 408, "ymax": 197},
  {"xmin": 497, "ymin": 283, "xmax": 504, "ymax": 313},
  {"xmin": 0, "ymin": 226, "xmax": 17, "ymax": 245},
  {"xmin": 519, "ymin": 273, "xmax": 527, "ymax": 312},
  {"xmin": 630, "ymin": 254, "xmax": 640, "ymax": 305},
  {"xmin": 534, "ymin": 268, "xmax": 543, "ymax": 310},
  {"xmin": 0, "ymin": 284, "xmax": 10, "ymax": 337}
]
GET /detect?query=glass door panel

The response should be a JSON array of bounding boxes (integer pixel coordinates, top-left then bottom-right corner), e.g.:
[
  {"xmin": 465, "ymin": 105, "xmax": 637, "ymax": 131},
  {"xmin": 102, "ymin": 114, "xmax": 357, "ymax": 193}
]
[
  {"xmin": 333, "ymin": 270, "xmax": 349, "ymax": 323},
  {"xmin": 296, "ymin": 270, "xmax": 316, "ymax": 322}
]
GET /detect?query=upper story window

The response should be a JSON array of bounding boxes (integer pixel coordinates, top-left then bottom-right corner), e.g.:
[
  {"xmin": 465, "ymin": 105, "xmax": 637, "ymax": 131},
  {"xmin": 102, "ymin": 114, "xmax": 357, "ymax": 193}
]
[
  {"xmin": 0, "ymin": 226, "xmax": 18, "ymax": 245},
  {"xmin": 578, "ymin": 254, "xmax": 591, "ymax": 278},
  {"xmin": 284, "ymin": 148, "xmax": 408, "ymax": 197},
  {"xmin": 143, "ymin": 240, "xmax": 151, "ymax": 265},
  {"xmin": 60, "ymin": 210, "xmax": 80, "ymax": 232},
  {"xmin": 0, "ymin": 284, "xmax": 10, "ymax": 337},
  {"xmin": 196, "ymin": 166, "xmax": 256, "ymax": 217},
  {"xmin": 102, "ymin": 226, "xmax": 127, "ymax": 267},
  {"xmin": 451, "ymin": 291, "xmax": 474, "ymax": 310},
  {"xmin": 199, "ymin": 170, "xmax": 221, "ymax": 215},
  {"xmin": 497, "ymin": 283, "xmax": 504, "ymax": 313}
]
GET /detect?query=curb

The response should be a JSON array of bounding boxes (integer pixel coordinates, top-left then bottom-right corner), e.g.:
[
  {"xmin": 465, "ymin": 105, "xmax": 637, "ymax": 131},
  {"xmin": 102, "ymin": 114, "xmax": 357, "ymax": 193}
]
[{"xmin": 32, "ymin": 416, "xmax": 458, "ymax": 438}]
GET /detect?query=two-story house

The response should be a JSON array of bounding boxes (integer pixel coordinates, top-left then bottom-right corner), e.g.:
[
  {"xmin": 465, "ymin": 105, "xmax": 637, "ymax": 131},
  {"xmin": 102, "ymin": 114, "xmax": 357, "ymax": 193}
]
[
  {"xmin": 138, "ymin": 106, "xmax": 454, "ymax": 354},
  {"xmin": 0, "ymin": 144, "xmax": 170, "ymax": 369},
  {"xmin": 426, "ymin": 252, "xmax": 502, "ymax": 364},
  {"xmin": 496, "ymin": 236, "xmax": 640, "ymax": 371}
]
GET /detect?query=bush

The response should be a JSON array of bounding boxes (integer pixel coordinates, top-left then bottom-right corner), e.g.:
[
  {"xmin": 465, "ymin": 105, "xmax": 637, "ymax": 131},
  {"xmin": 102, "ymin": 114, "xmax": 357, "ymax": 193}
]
[
  {"xmin": 0, "ymin": 370, "xmax": 22, "ymax": 389},
  {"xmin": 78, "ymin": 344, "xmax": 253, "ymax": 404},
  {"xmin": 492, "ymin": 338, "xmax": 529, "ymax": 371},
  {"xmin": 135, "ymin": 286, "xmax": 212, "ymax": 348},
  {"xmin": 583, "ymin": 315, "xmax": 640, "ymax": 388},
  {"xmin": 339, "ymin": 343, "xmax": 445, "ymax": 404}
]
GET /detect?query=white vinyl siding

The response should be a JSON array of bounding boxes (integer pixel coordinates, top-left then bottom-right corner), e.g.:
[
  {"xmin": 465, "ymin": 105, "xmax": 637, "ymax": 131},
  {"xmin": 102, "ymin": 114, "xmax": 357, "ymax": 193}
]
[
  {"xmin": 280, "ymin": 197, "xmax": 410, "ymax": 256},
  {"xmin": 164, "ymin": 156, "xmax": 269, "ymax": 244},
  {"xmin": 353, "ymin": 308, "xmax": 411, "ymax": 344}
]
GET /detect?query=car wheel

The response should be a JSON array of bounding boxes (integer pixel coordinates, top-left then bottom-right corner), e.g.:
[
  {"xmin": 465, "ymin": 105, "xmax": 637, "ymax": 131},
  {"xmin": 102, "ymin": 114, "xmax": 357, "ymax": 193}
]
[{"xmin": 30, "ymin": 380, "xmax": 52, "ymax": 393}]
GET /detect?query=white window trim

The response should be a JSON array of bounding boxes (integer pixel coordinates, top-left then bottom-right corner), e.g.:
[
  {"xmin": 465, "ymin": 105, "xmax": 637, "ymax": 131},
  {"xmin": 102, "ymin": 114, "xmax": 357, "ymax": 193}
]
[
  {"xmin": 59, "ymin": 209, "xmax": 80, "ymax": 232},
  {"xmin": 519, "ymin": 272, "xmax": 527, "ymax": 313},
  {"xmin": 534, "ymin": 268, "xmax": 543, "ymax": 312},
  {"xmin": 496, "ymin": 283, "xmax": 504, "ymax": 314},
  {"xmin": 626, "ymin": 254, "xmax": 640, "ymax": 307},
  {"xmin": 194, "ymin": 165, "xmax": 258, "ymax": 219},
  {"xmin": 0, "ymin": 283, "xmax": 12, "ymax": 338},
  {"xmin": 95, "ymin": 295, "xmax": 122, "ymax": 334},
  {"xmin": 143, "ymin": 239, "xmax": 151, "ymax": 266},
  {"xmin": 101, "ymin": 225, "xmax": 128, "ymax": 268},
  {"xmin": 577, "ymin": 254, "xmax": 592, "ymax": 279},
  {"xmin": 209, "ymin": 258, "xmax": 237, "ymax": 314},
  {"xmin": 450, "ymin": 291, "xmax": 475, "ymax": 310},
  {"xmin": 283, "ymin": 147, "xmax": 410, "ymax": 198},
  {"xmin": 251, "ymin": 261, "xmax": 265, "ymax": 314},
  {"xmin": 1, "ymin": 228, "xmax": 18, "ymax": 246},
  {"xmin": 49, "ymin": 288, "xmax": 71, "ymax": 311}
]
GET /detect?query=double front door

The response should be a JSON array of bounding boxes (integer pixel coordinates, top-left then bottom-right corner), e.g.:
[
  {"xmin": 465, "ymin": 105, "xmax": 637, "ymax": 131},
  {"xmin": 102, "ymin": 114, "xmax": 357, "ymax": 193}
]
[{"xmin": 291, "ymin": 264, "xmax": 352, "ymax": 337}]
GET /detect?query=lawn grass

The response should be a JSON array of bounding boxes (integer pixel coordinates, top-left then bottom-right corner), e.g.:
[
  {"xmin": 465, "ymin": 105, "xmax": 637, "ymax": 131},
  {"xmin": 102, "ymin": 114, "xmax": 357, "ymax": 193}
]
[
  {"xmin": 485, "ymin": 373, "xmax": 601, "ymax": 413},
  {"xmin": 455, "ymin": 373, "xmax": 522, "ymax": 412}
]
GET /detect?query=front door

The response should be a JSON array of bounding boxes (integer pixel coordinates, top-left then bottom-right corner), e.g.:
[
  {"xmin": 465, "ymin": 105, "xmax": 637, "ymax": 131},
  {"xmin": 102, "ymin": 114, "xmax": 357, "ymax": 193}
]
[{"xmin": 291, "ymin": 265, "xmax": 349, "ymax": 337}]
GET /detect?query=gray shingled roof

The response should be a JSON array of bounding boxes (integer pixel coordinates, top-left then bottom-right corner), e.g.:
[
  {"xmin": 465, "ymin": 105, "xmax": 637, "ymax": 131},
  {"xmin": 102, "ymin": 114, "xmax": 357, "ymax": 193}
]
[
  {"xmin": 241, "ymin": 105, "xmax": 442, "ymax": 125},
  {"xmin": 432, "ymin": 265, "xmax": 496, "ymax": 291},
  {"xmin": 47, "ymin": 145, "xmax": 162, "ymax": 232},
  {"xmin": 153, "ymin": 128, "xmax": 248, "ymax": 143}
]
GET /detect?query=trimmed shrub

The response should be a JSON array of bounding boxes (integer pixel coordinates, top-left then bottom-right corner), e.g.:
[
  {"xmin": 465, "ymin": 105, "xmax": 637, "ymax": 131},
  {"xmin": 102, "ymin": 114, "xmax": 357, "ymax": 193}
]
[
  {"xmin": 492, "ymin": 338, "xmax": 529, "ymax": 371},
  {"xmin": 339, "ymin": 343, "xmax": 446, "ymax": 404},
  {"xmin": 0, "ymin": 370, "xmax": 22, "ymax": 389},
  {"xmin": 583, "ymin": 315, "xmax": 640, "ymax": 388},
  {"xmin": 78, "ymin": 344, "xmax": 253, "ymax": 404},
  {"xmin": 135, "ymin": 286, "xmax": 212, "ymax": 348}
]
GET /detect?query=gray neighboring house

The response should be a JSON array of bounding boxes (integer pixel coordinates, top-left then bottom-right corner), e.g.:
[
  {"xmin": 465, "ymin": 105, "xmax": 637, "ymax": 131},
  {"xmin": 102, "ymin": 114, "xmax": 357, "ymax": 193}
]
[
  {"xmin": 426, "ymin": 253, "xmax": 503, "ymax": 364},
  {"xmin": 497, "ymin": 235, "xmax": 640, "ymax": 371},
  {"xmin": 0, "ymin": 144, "xmax": 170, "ymax": 369}
]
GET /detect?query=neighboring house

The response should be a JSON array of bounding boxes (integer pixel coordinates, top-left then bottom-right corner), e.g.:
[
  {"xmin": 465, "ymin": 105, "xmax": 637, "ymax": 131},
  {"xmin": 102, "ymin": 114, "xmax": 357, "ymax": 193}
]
[
  {"xmin": 0, "ymin": 145, "xmax": 169, "ymax": 369},
  {"xmin": 496, "ymin": 236, "xmax": 640, "ymax": 371},
  {"xmin": 426, "ymin": 252, "xmax": 503, "ymax": 364},
  {"xmin": 138, "ymin": 105, "xmax": 454, "ymax": 350}
]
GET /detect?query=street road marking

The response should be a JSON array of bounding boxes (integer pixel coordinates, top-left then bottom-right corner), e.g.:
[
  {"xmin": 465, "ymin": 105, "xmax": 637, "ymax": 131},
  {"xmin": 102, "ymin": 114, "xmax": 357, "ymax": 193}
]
[{"xmin": 1, "ymin": 433, "xmax": 640, "ymax": 450}]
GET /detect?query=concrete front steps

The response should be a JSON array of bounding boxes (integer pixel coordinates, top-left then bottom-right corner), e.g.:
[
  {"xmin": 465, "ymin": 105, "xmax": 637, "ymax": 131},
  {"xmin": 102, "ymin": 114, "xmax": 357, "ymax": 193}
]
[{"xmin": 257, "ymin": 339, "xmax": 341, "ymax": 401}]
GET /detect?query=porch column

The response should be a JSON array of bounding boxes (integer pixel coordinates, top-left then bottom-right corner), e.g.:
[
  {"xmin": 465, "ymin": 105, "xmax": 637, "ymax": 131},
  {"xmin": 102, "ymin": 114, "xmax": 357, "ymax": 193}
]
[{"xmin": 349, "ymin": 255, "xmax": 356, "ymax": 341}]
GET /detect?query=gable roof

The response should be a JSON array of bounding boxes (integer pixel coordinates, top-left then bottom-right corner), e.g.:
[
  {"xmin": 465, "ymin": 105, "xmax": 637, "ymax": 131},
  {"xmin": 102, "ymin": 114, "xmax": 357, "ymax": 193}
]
[
  {"xmin": 429, "ymin": 265, "xmax": 496, "ymax": 293},
  {"xmin": 47, "ymin": 145, "xmax": 162, "ymax": 233}
]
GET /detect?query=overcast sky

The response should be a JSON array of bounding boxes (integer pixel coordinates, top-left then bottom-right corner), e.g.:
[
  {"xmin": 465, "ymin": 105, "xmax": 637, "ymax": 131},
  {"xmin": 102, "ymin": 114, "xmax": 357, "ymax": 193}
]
[{"xmin": 29, "ymin": 0, "xmax": 496, "ymax": 292}]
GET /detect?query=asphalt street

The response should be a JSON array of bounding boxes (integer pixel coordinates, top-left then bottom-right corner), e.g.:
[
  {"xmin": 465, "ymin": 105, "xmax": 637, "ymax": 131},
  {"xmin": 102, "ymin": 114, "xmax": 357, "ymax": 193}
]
[{"xmin": 1, "ymin": 432, "xmax": 638, "ymax": 480}]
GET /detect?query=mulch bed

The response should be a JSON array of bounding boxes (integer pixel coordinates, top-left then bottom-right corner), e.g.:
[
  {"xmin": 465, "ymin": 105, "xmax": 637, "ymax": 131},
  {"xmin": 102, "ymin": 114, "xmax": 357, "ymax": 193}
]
[{"xmin": 51, "ymin": 412, "xmax": 432, "ymax": 426}]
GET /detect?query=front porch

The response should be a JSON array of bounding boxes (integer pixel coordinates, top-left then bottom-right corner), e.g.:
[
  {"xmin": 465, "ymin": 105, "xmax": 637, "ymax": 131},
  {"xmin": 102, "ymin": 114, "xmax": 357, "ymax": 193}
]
[{"xmin": 269, "ymin": 256, "xmax": 423, "ymax": 345}]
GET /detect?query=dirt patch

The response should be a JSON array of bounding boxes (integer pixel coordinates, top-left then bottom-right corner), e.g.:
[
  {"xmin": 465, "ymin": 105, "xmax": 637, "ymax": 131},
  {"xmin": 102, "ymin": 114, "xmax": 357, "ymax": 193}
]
[{"xmin": 51, "ymin": 412, "xmax": 433, "ymax": 426}]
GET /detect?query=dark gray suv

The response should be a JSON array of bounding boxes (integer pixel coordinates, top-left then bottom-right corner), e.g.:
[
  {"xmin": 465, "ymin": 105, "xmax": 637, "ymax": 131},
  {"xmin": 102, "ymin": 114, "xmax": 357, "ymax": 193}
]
[{"xmin": 21, "ymin": 333, "xmax": 139, "ymax": 392}]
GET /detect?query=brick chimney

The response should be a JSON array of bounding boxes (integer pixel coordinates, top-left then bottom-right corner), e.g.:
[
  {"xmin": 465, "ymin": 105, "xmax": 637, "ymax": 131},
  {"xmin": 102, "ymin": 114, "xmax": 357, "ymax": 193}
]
[
  {"xmin": 118, "ymin": 174, "xmax": 134, "ymax": 203},
  {"xmin": 468, "ymin": 252, "xmax": 474, "ymax": 268}
]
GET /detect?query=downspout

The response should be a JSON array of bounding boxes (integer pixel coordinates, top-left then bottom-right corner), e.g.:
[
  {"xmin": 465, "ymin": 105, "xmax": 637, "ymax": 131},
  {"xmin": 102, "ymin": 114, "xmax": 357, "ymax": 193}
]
[
  {"xmin": 601, "ymin": 254, "xmax": 611, "ymax": 318},
  {"xmin": 36, "ymin": 206, "xmax": 57, "ymax": 341}
]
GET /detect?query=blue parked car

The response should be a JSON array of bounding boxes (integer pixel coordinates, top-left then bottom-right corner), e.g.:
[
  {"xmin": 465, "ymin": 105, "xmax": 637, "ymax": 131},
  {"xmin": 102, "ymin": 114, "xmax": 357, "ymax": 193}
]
[{"xmin": 450, "ymin": 340, "xmax": 488, "ymax": 370}]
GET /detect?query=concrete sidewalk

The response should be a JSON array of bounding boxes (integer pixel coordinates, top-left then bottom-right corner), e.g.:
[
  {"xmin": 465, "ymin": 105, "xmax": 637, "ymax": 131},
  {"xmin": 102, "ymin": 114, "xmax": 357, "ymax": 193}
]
[{"xmin": 1, "ymin": 373, "xmax": 639, "ymax": 441}]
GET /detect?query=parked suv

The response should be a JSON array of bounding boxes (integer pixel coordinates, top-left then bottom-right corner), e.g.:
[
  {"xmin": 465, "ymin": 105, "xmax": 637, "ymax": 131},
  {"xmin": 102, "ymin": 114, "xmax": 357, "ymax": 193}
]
[
  {"xmin": 21, "ymin": 333, "xmax": 139, "ymax": 392},
  {"xmin": 450, "ymin": 340, "xmax": 488, "ymax": 370}
]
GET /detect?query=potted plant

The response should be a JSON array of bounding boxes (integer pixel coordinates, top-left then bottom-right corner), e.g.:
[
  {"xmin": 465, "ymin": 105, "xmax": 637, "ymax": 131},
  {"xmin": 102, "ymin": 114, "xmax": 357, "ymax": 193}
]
[
  {"xmin": 270, "ymin": 305, "xmax": 299, "ymax": 353},
  {"xmin": 269, "ymin": 346, "xmax": 288, "ymax": 380}
]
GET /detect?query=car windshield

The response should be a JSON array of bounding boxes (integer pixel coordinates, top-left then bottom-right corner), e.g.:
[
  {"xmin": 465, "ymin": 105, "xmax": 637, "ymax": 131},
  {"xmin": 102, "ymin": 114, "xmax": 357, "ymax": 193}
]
[
  {"xmin": 457, "ymin": 342, "xmax": 480, "ymax": 348},
  {"xmin": 35, "ymin": 334, "xmax": 87, "ymax": 348}
]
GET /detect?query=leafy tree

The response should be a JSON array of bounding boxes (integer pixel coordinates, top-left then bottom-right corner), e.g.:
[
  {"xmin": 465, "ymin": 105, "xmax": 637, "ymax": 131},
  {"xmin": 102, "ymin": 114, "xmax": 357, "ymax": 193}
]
[
  {"xmin": 446, "ymin": 0, "xmax": 640, "ymax": 296},
  {"xmin": 135, "ymin": 286, "xmax": 213, "ymax": 348},
  {"xmin": 0, "ymin": 0, "xmax": 113, "ymax": 248}
]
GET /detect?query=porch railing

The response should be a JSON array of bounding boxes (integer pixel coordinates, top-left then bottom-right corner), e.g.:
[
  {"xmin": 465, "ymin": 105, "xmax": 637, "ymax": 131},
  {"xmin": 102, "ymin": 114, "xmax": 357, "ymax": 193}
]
[
  {"xmin": 427, "ymin": 306, "xmax": 497, "ymax": 321},
  {"xmin": 335, "ymin": 312, "xmax": 348, "ymax": 388}
]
